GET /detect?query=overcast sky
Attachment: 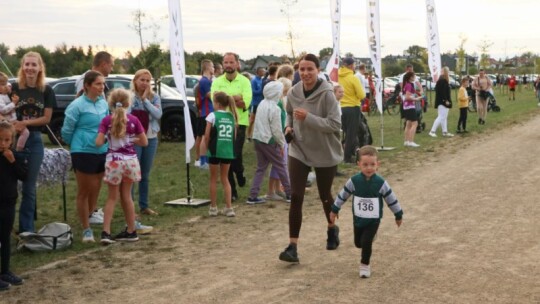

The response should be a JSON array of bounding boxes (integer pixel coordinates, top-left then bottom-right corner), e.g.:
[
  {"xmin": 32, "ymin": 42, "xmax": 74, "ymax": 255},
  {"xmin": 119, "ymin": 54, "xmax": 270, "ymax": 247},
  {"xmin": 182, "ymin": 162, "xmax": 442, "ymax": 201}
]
[{"xmin": 2, "ymin": 0, "xmax": 539, "ymax": 61}]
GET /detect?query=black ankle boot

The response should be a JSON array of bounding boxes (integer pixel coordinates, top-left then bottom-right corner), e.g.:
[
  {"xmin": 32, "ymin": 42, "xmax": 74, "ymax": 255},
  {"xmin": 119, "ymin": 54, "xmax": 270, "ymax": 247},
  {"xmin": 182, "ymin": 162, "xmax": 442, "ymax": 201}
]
[{"xmin": 326, "ymin": 225, "xmax": 340, "ymax": 250}]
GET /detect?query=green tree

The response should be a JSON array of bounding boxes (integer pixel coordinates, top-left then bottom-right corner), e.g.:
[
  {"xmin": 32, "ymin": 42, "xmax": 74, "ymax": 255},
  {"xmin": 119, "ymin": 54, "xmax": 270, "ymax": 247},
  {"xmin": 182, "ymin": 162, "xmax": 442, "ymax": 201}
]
[
  {"xmin": 456, "ymin": 34, "xmax": 467, "ymax": 74},
  {"xmin": 478, "ymin": 39, "xmax": 493, "ymax": 70},
  {"xmin": 319, "ymin": 47, "xmax": 333, "ymax": 59}
]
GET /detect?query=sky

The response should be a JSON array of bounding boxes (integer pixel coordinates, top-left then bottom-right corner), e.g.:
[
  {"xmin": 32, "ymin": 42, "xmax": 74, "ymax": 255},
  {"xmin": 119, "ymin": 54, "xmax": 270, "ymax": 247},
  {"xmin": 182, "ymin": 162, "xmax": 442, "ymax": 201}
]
[{"xmin": 2, "ymin": 0, "xmax": 539, "ymax": 61}]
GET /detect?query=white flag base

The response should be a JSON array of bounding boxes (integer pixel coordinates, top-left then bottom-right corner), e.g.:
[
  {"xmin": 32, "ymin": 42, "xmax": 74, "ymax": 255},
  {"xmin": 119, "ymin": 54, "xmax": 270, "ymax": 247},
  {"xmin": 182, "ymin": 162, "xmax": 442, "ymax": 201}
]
[
  {"xmin": 164, "ymin": 197, "xmax": 211, "ymax": 207},
  {"xmin": 376, "ymin": 146, "xmax": 396, "ymax": 151}
]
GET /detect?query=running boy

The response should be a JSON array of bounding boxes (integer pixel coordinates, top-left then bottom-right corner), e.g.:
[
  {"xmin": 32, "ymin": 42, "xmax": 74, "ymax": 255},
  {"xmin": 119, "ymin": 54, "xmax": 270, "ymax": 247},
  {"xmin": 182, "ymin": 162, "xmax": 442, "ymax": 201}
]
[{"xmin": 329, "ymin": 145, "xmax": 403, "ymax": 278}]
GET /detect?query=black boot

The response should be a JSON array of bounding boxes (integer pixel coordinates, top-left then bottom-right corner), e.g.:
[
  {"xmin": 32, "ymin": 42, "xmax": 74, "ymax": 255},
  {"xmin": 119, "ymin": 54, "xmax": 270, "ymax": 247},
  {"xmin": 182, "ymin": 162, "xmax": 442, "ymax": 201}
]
[
  {"xmin": 326, "ymin": 225, "xmax": 340, "ymax": 250},
  {"xmin": 279, "ymin": 244, "xmax": 299, "ymax": 263}
]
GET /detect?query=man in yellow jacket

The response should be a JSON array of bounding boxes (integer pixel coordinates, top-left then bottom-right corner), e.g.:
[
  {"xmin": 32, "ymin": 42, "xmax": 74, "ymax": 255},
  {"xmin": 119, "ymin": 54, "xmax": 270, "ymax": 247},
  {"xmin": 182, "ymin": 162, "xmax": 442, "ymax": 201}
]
[{"xmin": 338, "ymin": 57, "xmax": 366, "ymax": 163}]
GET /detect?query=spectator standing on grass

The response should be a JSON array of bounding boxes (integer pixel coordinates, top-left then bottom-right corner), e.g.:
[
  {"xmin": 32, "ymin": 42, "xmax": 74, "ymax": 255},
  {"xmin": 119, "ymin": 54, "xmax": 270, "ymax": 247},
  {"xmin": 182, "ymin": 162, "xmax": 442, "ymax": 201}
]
[
  {"xmin": 507, "ymin": 74, "xmax": 516, "ymax": 101},
  {"xmin": 96, "ymin": 89, "xmax": 148, "ymax": 244},
  {"xmin": 457, "ymin": 77, "xmax": 470, "ymax": 133},
  {"xmin": 211, "ymin": 52, "xmax": 252, "ymax": 202},
  {"xmin": 0, "ymin": 121, "xmax": 28, "ymax": 290},
  {"xmin": 429, "ymin": 67, "xmax": 454, "ymax": 138},
  {"xmin": 247, "ymin": 67, "xmax": 265, "ymax": 141},
  {"xmin": 472, "ymin": 69, "xmax": 493, "ymax": 125},
  {"xmin": 401, "ymin": 72, "xmax": 422, "ymax": 147},
  {"xmin": 204, "ymin": 92, "xmax": 238, "ymax": 217},
  {"xmin": 130, "ymin": 69, "xmax": 162, "ymax": 216},
  {"xmin": 338, "ymin": 57, "xmax": 365, "ymax": 164},
  {"xmin": 246, "ymin": 81, "xmax": 291, "ymax": 205},
  {"xmin": 10, "ymin": 52, "xmax": 56, "ymax": 233},
  {"xmin": 279, "ymin": 54, "xmax": 343, "ymax": 264},
  {"xmin": 355, "ymin": 63, "xmax": 370, "ymax": 100},
  {"xmin": 73, "ymin": 51, "xmax": 114, "ymax": 225},
  {"xmin": 193, "ymin": 60, "xmax": 214, "ymax": 169},
  {"xmin": 329, "ymin": 145, "xmax": 403, "ymax": 279},
  {"xmin": 534, "ymin": 76, "xmax": 540, "ymax": 105},
  {"xmin": 213, "ymin": 63, "xmax": 223, "ymax": 79},
  {"xmin": 62, "ymin": 71, "xmax": 108, "ymax": 242}
]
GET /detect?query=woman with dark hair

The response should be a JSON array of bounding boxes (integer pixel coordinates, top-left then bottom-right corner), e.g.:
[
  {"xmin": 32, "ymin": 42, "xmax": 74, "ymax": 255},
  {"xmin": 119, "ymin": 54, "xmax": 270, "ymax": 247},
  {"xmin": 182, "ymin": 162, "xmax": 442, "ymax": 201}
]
[
  {"xmin": 62, "ymin": 71, "xmax": 108, "ymax": 243},
  {"xmin": 429, "ymin": 67, "xmax": 454, "ymax": 137},
  {"xmin": 279, "ymin": 54, "xmax": 343, "ymax": 263},
  {"xmin": 10, "ymin": 51, "xmax": 56, "ymax": 233},
  {"xmin": 401, "ymin": 71, "xmax": 422, "ymax": 147}
]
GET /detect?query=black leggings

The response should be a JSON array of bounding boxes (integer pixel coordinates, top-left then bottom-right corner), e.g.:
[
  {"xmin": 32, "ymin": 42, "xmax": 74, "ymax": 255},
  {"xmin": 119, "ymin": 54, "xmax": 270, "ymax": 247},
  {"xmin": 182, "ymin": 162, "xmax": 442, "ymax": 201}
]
[
  {"xmin": 0, "ymin": 201, "xmax": 16, "ymax": 273},
  {"xmin": 457, "ymin": 107, "xmax": 468, "ymax": 131},
  {"xmin": 354, "ymin": 222, "xmax": 380, "ymax": 265},
  {"xmin": 287, "ymin": 156, "xmax": 336, "ymax": 238},
  {"xmin": 228, "ymin": 125, "xmax": 246, "ymax": 196}
]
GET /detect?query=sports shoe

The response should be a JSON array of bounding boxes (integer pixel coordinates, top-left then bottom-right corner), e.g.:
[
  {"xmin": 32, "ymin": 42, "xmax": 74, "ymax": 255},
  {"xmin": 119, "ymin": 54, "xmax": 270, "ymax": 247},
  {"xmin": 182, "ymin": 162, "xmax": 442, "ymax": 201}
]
[
  {"xmin": 428, "ymin": 131, "xmax": 437, "ymax": 138},
  {"xmin": 442, "ymin": 132, "xmax": 454, "ymax": 137},
  {"xmin": 100, "ymin": 231, "xmax": 116, "ymax": 245},
  {"xmin": 285, "ymin": 195, "xmax": 291, "ymax": 203},
  {"xmin": 264, "ymin": 193, "xmax": 283, "ymax": 201},
  {"xmin": 403, "ymin": 141, "xmax": 410, "ymax": 146},
  {"xmin": 408, "ymin": 142, "xmax": 420, "ymax": 148},
  {"xmin": 141, "ymin": 208, "xmax": 158, "ymax": 215},
  {"xmin": 0, "ymin": 272, "xmax": 23, "ymax": 286},
  {"xmin": 82, "ymin": 228, "xmax": 95, "ymax": 243},
  {"xmin": 114, "ymin": 228, "xmax": 139, "ymax": 242},
  {"xmin": 246, "ymin": 197, "xmax": 266, "ymax": 205},
  {"xmin": 359, "ymin": 264, "xmax": 371, "ymax": 278},
  {"xmin": 0, "ymin": 279, "xmax": 9, "ymax": 291},
  {"xmin": 208, "ymin": 206, "xmax": 219, "ymax": 216},
  {"xmin": 326, "ymin": 225, "xmax": 340, "ymax": 250},
  {"xmin": 276, "ymin": 191, "xmax": 287, "ymax": 199},
  {"xmin": 199, "ymin": 163, "xmax": 209, "ymax": 170},
  {"xmin": 135, "ymin": 221, "xmax": 153, "ymax": 235},
  {"xmin": 223, "ymin": 207, "xmax": 236, "ymax": 217},
  {"xmin": 194, "ymin": 160, "xmax": 201, "ymax": 167},
  {"xmin": 89, "ymin": 211, "xmax": 103, "ymax": 225},
  {"xmin": 279, "ymin": 244, "xmax": 299, "ymax": 263}
]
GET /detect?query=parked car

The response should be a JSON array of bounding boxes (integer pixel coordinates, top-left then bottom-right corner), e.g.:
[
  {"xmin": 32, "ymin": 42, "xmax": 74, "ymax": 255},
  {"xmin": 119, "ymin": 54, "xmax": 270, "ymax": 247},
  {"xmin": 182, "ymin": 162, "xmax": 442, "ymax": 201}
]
[
  {"xmin": 43, "ymin": 74, "xmax": 197, "ymax": 144},
  {"xmin": 160, "ymin": 75, "xmax": 200, "ymax": 97}
]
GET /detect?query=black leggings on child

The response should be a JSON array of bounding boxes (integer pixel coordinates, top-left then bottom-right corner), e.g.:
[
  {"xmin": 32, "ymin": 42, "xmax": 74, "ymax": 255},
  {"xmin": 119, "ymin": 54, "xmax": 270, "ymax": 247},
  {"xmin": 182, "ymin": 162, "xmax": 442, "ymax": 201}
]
[
  {"xmin": 458, "ymin": 107, "xmax": 468, "ymax": 131},
  {"xmin": 0, "ymin": 201, "xmax": 16, "ymax": 273},
  {"xmin": 354, "ymin": 222, "xmax": 380, "ymax": 265}
]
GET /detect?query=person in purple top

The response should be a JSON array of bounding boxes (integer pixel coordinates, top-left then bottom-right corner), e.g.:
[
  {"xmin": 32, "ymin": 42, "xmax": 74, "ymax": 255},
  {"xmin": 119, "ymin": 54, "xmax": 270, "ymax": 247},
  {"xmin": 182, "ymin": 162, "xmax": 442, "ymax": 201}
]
[{"xmin": 95, "ymin": 88, "xmax": 148, "ymax": 244}]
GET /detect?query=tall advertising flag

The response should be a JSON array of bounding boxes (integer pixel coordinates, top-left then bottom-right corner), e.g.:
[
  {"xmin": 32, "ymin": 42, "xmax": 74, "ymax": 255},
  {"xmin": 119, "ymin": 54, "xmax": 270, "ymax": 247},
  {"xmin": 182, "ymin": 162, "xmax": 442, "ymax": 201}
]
[
  {"xmin": 169, "ymin": 0, "xmax": 194, "ymax": 163},
  {"xmin": 325, "ymin": 0, "xmax": 341, "ymax": 82},
  {"xmin": 366, "ymin": 0, "xmax": 382, "ymax": 113},
  {"xmin": 426, "ymin": 0, "xmax": 441, "ymax": 82}
]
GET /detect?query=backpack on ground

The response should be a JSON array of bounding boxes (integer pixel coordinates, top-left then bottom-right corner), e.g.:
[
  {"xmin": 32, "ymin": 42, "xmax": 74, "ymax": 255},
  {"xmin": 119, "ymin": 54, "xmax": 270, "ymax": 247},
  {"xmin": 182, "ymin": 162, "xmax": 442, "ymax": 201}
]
[{"xmin": 17, "ymin": 222, "xmax": 73, "ymax": 252}]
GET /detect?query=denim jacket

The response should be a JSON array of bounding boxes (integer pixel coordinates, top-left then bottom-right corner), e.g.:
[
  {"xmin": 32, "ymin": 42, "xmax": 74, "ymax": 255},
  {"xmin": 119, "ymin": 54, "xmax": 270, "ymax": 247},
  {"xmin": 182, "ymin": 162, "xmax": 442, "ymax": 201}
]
[{"xmin": 130, "ymin": 93, "xmax": 162, "ymax": 135}]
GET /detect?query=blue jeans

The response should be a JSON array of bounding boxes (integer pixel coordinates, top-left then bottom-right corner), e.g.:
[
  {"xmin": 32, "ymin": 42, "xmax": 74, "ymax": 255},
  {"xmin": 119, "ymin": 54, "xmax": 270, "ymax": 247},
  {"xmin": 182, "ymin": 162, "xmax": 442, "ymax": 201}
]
[
  {"xmin": 19, "ymin": 131, "xmax": 44, "ymax": 233},
  {"xmin": 134, "ymin": 137, "xmax": 158, "ymax": 210}
]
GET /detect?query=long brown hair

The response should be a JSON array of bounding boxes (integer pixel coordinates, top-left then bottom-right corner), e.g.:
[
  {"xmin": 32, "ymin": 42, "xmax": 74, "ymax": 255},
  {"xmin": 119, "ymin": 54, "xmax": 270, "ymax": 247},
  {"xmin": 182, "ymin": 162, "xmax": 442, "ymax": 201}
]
[
  {"xmin": 213, "ymin": 91, "xmax": 238, "ymax": 125},
  {"xmin": 107, "ymin": 88, "xmax": 132, "ymax": 138}
]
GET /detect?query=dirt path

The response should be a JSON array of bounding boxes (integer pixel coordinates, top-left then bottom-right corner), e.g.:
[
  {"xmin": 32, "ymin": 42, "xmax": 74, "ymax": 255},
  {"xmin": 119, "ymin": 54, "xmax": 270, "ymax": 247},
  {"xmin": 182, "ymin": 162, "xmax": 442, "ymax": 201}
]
[{"xmin": 4, "ymin": 116, "xmax": 540, "ymax": 304}]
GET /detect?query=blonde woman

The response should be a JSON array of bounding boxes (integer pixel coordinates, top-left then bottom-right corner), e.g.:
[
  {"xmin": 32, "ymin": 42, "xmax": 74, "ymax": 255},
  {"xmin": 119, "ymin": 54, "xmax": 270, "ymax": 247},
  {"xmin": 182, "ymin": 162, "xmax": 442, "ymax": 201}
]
[{"xmin": 429, "ymin": 67, "xmax": 454, "ymax": 137}]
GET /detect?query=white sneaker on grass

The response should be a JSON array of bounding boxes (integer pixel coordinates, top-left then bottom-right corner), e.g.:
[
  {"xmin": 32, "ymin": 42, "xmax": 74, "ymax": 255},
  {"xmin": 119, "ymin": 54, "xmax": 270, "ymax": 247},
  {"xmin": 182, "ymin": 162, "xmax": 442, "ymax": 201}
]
[
  {"xmin": 82, "ymin": 228, "xmax": 95, "ymax": 243},
  {"xmin": 443, "ymin": 132, "xmax": 454, "ymax": 137},
  {"xmin": 408, "ymin": 142, "xmax": 420, "ymax": 147},
  {"xmin": 223, "ymin": 208, "xmax": 236, "ymax": 217},
  {"xmin": 428, "ymin": 131, "xmax": 437, "ymax": 138},
  {"xmin": 194, "ymin": 160, "xmax": 201, "ymax": 167},
  {"xmin": 208, "ymin": 206, "xmax": 219, "ymax": 216},
  {"xmin": 89, "ymin": 210, "xmax": 103, "ymax": 225},
  {"xmin": 135, "ymin": 221, "xmax": 153, "ymax": 235},
  {"xmin": 264, "ymin": 193, "xmax": 284, "ymax": 201},
  {"xmin": 403, "ymin": 141, "xmax": 410, "ymax": 147}
]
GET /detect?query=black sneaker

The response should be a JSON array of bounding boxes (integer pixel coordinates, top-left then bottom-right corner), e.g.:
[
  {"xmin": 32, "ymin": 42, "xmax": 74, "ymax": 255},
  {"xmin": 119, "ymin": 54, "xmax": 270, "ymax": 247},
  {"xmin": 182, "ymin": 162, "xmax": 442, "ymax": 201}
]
[
  {"xmin": 114, "ymin": 229, "xmax": 139, "ymax": 242},
  {"xmin": 279, "ymin": 244, "xmax": 299, "ymax": 263},
  {"xmin": 100, "ymin": 231, "xmax": 116, "ymax": 245},
  {"xmin": 326, "ymin": 225, "xmax": 340, "ymax": 250},
  {"xmin": 0, "ymin": 279, "xmax": 9, "ymax": 291},
  {"xmin": 0, "ymin": 271, "xmax": 23, "ymax": 286}
]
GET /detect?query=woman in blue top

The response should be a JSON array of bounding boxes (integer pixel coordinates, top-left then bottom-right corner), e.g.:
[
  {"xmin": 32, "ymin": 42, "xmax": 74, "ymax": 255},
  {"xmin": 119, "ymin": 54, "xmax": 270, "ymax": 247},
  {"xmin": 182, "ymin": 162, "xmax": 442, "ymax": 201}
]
[
  {"xmin": 61, "ymin": 71, "xmax": 109, "ymax": 243},
  {"xmin": 10, "ymin": 52, "xmax": 56, "ymax": 233},
  {"xmin": 129, "ymin": 69, "xmax": 162, "ymax": 215}
]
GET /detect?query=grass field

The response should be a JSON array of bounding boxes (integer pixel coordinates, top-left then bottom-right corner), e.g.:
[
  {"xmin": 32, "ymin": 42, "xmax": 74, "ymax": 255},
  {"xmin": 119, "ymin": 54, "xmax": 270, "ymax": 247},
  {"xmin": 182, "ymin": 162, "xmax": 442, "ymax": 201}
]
[{"xmin": 11, "ymin": 87, "xmax": 539, "ymax": 272}]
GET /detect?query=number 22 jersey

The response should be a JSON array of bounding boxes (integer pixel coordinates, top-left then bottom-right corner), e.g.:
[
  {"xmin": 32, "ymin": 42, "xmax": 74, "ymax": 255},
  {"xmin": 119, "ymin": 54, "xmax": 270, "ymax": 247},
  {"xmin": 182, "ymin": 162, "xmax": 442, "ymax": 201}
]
[{"xmin": 206, "ymin": 110, "xmax": 235, "ymax": 159}]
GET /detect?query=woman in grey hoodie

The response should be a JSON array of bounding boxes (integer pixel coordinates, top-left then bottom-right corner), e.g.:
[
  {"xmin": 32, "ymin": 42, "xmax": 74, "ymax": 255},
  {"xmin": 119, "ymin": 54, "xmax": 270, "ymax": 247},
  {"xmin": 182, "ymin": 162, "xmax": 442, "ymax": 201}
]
[{"xmin": 279, "ymin": 54, "xmax": 343, "ymax": 263}]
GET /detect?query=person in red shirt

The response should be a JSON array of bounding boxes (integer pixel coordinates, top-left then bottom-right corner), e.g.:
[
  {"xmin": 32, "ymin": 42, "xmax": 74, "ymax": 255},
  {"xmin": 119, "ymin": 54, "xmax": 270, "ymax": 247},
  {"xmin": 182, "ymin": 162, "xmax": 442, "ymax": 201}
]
[{"xmin": 508, "ymin": 74, "xmax": 517, "ymax": 100}]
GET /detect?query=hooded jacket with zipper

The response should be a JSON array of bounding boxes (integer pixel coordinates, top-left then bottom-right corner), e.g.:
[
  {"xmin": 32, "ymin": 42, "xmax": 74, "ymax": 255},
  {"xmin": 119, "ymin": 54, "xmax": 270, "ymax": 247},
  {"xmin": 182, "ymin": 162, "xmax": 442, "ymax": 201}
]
[{"xmin": 338, "ymin": 66, "xmax": 366, "ymax": 108}]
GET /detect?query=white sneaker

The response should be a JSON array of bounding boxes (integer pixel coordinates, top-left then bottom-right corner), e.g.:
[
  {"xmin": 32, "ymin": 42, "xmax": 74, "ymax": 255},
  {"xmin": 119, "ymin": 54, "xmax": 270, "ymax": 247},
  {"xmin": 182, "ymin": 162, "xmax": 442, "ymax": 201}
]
[
  {"xmin": 135, "ymin": 221, "xmax": 153, "ymax": 235},
  {"xmin": 264, "ymin": 193, "xmax": 284, "ymax": 201},
  {"xmin": 89, "ymin": 212, "xmax": 103, "ymax": 225},
  {"xmin": 82, "ymin": 228, "xmax": 95, "ymax": 243},
  {"xmin": 359, "ymin": 264, "xmax": 371, "ymax": 278},
  {"xmin": 428, "ymin": 131, "xmax": 437, "ymax": 138},
  {"xmin": 208, "ymin": 206, "xmax": 219, "ymax": 216},
  {"xmin": 223, "ymin": 208, "xmax": 236, "ymax": 217},
  {"xmin": 194, "ymin": 160, "xmax": 201, "ymax": 167},
  {"xmin": 443, "ymin": 132, "xmax": 454, "ymax": 137},
  {"xmin": 403, "ymin": 141, "xmax": 410, "ymax": 147},
  {"xmin": 408, "ymin": 142, "xmax": 420, "ymax": 147}
]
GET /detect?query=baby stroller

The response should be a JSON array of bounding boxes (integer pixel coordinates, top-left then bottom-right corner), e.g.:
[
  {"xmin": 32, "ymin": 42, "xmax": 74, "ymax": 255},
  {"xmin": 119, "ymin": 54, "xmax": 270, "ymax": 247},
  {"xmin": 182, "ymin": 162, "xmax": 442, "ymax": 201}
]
[{"xmin": 487, "ymin": 92, "xmax": 501, "ymax": 112}]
